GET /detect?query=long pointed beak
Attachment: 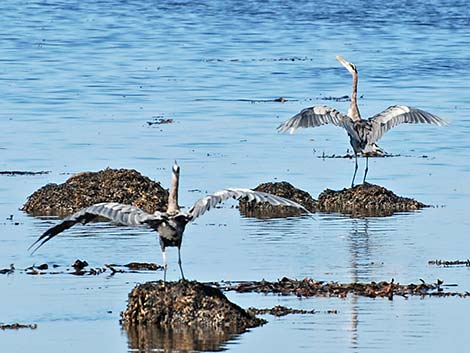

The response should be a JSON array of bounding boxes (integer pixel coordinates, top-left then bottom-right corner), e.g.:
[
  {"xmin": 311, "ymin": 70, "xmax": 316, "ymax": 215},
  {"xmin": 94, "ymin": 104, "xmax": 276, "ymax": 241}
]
[{"xmin": 336, "ymin": 55, "xmax": 355, "ymax": 75}]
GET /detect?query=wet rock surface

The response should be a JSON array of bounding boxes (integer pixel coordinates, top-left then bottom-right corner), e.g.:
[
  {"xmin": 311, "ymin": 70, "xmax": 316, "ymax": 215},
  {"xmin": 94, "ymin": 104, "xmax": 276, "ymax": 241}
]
[
  {"xmin": 121, "ymin": 280, "xmax": 266, "ymax": 331},
  {"xmin": 239, "ymin": 181, "xmax": 316, "ymax": 217},
  {"xmin": 22, "ymin": 168, "xmax": 168, "ymax": 216},
  {"xmin": 240, "ymin": 181, "xmax": 427, "ymax": 217},
  {"xmin": 220, "ymin": 277, "xmax": 468, "ymax": 299}
]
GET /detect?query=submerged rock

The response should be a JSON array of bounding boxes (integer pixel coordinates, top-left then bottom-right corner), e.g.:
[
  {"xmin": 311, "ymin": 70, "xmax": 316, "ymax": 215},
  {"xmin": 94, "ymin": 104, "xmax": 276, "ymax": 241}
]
[
  {"xmin": 121, "ymin": 280, "xmax": 265, "ymax": 331},
  {"xmin": 239, "ymin": 181, "xmax": 316, "ymax": 217},
  {"xmin": 22, "ymin": 168, "xmax": 168, "ymax": 216},
  {"xmin": 239, "ymin": 181, "xmax": 427, "ymax": 217}
]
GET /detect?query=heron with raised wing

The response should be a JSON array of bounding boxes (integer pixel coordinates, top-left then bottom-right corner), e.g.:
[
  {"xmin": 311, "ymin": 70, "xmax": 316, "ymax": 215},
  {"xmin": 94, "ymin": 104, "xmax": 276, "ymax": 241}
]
[
  {"xmin": 29, "ymin": 162, "xmax": 309, "ymax": 281},
  {"xmin": 277, "ymin": 56, "xmax": 448, "ymax": 187}
]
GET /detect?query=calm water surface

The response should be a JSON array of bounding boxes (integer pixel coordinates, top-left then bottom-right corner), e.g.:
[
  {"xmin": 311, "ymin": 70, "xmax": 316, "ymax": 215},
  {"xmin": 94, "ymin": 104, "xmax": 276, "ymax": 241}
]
[{"xmin": 1, "ymin": 0, "xmax": 470, "ymax": 352}]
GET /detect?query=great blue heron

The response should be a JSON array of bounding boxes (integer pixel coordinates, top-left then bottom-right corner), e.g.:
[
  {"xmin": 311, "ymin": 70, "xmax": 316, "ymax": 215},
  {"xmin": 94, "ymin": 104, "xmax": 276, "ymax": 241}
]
[
  {"xmin": 29, "ymin": 162, "xmax": 309, "ymax": 281},
  {"xmin": 277, "ymin": 56, "xmax": 448, "ymax": 187}
]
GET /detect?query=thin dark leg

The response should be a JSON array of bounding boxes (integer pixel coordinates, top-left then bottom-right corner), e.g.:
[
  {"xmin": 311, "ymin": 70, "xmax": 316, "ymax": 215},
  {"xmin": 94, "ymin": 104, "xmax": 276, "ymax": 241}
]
[
  {"xmin": 177, "ymin": 247, "xmax": 185, "ymax": 280},
  {"xmin": 363, "ymin": 156, "xmax": 369, "ymax": 184},
  {"xmin": 351, "ymin": 154, "xmax": 358, "ymax": 188}
]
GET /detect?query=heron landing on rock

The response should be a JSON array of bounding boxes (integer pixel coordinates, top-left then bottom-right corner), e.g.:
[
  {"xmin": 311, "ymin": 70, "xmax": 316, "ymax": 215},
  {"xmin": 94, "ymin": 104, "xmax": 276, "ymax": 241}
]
[
  {"xmin": 277, "ymin": 55, "xmax": 448, "ymax": 187},
  {"xmin": 29, "ymin": 162, "xmax": 309, "ymax": 281}
]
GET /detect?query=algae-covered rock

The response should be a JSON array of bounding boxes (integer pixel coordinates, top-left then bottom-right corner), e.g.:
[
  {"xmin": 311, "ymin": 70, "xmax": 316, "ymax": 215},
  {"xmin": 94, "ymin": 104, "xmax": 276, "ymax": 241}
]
[
  {"xmin": 121, "ymin": 280, "xmax": 265, "ymax": 331},
  {"xmin": 240, "ymin": 181, "xmax": 427, "ymax": 217},
  {"xmin": 316, "ymin": 183, "xmax": 428, "ymax": 216},
  {"xmin": 22, "ymin": 168, "xmax": 168, "ymax": 216}
]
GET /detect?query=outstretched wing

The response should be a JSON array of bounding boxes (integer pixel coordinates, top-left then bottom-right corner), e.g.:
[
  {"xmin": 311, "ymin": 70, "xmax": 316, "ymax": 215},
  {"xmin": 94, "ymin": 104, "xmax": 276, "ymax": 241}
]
[
  {"xmin": 368, "ymin": 105, "xmax": 448, "ymax": 143},
  {"xmin": 29, "ymin": 202, "xmax": 164, "ymax": 254},
  {"xmin": 277, "ymin": 106, "xmax": 349, "ymax": 133},
  {"xmin": 187, "ymin": 188, "xmax": 309, "ymax": 221}
]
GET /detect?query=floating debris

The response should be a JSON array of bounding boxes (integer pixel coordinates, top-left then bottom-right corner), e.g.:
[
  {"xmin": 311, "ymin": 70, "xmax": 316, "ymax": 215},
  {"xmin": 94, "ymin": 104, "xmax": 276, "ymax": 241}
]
[
  {"xmin": 0, "ymin": 170, "xmax": 50, "ymax": 176},
  {"xmin": 124, "ymin": 262, "xmax": 162, "ymax": 271},
  {"xmin": 220, "ymin": 277, "xmax": 469, "ymax": 299},
  {"xmin": 239, "ymin": 181, "xmax": 316, "ymax": 217},
  {"xmin": 22, "ymin": 168, "xmax": 168, "ymax": 216},
  {"xmin": 429, "ymin": 259, "xmax": 470, "ymax": 267},
  {"xmin": 21, "ymin": 260, "xmax": 161, "ymax": 276},
  {"xmin": 0, "ymin": 323, "xmax": 37, "ymax": 330},
  {"xmin": 147, "ymin": 117, "xmax": 174, "ymax": 126},
  {"xmin": 320, "ymin": 95, "xmax": 350, "ymax": 102},
  {"xmin": 121, "ymin": 280, "xmax": 266, "ymax": 331},
  {"xmin": 240, "ymin": 181, "xmax": 427, "ymax": 217},
  {"xmin": 247, "ymin": 305, "xmax": 337, "ymax": 317}
]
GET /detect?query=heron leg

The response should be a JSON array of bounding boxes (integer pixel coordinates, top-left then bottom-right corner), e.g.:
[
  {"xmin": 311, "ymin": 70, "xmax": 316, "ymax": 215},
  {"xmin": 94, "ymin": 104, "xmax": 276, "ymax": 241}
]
[
  {"xmin": 177, "ymin": 246, "xmax": 185, "ymax": 281},
  {"xmin": 363, "ymin": 156, "xmax": 369, "ymax": 184},
  {"xmin": 162, "ymin": 248, "xmax": 167, "ymax": 282},
  {"xmin": 351, "ymin": 154, "xmax": 358, "ymax": 188}
]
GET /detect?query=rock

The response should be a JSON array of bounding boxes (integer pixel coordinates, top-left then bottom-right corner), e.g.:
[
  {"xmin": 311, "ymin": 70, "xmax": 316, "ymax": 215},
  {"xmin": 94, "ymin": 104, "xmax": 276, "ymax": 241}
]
[
  {"xmin": 239, "ymin": 181, "xmax": 316, "ymax": 217},
  {"xmin": 316, "ymin": 183, "xmax": 428, "ymax": 216},
  {"xmin": 21, "ymin": 168, "xmax": 168, "ymax": 216},
  {"xmin": 239, "ymin": 181, "xmax": 427, "ymax": 217},
  {"xmin": 121, "ymin": 280, "xmax": 266, "ymax": 331}
]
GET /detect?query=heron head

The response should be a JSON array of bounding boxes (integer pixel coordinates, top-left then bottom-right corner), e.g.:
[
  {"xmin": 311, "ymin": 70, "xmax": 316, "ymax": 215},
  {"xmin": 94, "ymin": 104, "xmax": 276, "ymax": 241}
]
[
  {"xmin": 172, "ymin": 161, "xmax": 180, "ymax": 175},
  {"xmin": 336, "ymin": 55, "xmax": 357, "ymax": 75}
]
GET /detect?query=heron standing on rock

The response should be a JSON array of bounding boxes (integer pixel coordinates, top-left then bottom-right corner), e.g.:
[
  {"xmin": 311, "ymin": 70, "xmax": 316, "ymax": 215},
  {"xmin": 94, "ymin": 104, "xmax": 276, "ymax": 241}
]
[
  {"xmin": 29, "ymin": 162, "xmax": 309, "ymax": 281},
  {"xmin": 277, "ymin": 56, "xmax": 448, "ymax": 187}
]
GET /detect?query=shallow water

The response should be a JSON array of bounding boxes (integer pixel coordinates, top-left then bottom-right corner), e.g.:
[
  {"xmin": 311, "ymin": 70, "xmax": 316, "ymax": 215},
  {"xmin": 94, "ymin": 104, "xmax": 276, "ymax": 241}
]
[{"xmin": 1, "ymin": 0, "xmax": 470, "ymax": 352}]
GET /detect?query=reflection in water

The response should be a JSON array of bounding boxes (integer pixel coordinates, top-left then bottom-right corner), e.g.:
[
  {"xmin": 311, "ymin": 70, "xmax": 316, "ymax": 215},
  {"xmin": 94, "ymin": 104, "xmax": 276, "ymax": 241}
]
[
  {"xmin": 347, "ymin": 218, "xmax": 371, "ymax": 352},
  {"xmin": 124, "ymin": 324, "xmax": 242, "ymax": 352}
]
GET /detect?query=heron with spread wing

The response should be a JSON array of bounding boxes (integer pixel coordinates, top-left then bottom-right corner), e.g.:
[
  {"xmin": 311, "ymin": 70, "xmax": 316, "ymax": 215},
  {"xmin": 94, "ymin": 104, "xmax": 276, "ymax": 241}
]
[
  {"xmin": 29, "ymin": 162, "xmax": 309, "ymax": 281},
  {"xmin": 278, "ymin": 56, "xmax": 448, "ymax": 187}
]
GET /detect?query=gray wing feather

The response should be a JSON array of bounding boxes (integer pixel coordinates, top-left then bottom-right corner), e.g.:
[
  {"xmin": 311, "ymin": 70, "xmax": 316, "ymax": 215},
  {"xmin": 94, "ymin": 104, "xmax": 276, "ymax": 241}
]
[
  {"xmin": 277, "ymin": 106, "xmax": 349, "ymax": 133},
  {"xmin": 29, "ymin": 202, "xmax": 164, "ymax": 253},
  {"xmin": 187, "ymin": 188, "xmax": 309, "ymax": 221},
  {"xmin": 368, "ymin": 105, "xmax": 448, "ymax": 143}
]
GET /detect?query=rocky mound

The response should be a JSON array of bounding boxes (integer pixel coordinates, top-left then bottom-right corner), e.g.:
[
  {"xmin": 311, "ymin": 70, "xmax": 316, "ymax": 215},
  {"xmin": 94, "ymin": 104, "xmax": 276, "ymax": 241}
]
[
  {"xmin": 121, "ymin": 280, "xmax": 265, "ymax": 331},
  {"xmin": 239, "ymin": 181, "xmax": 316, "ymax": 217},
  {"xmin": 317, "ymin": 183, "xmax": 427, "ymax": 216},
  {"xmin": 22, "ymin": 168, "xmax": 168, "ymax": 216},
  {"xmin": 239, "ymin": 181, "xmax": 427, "ymax": 217}
]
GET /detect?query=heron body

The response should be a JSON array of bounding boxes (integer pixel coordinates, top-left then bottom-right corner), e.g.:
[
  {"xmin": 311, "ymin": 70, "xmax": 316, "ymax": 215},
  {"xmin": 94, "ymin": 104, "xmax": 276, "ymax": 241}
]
[
  {"xmin": 29, "ymin": 163, "xmax": 309, "ymax": 281},
  {"xmin": 278, "ymin": 56, "xmax": 448, "ymax": 187}
]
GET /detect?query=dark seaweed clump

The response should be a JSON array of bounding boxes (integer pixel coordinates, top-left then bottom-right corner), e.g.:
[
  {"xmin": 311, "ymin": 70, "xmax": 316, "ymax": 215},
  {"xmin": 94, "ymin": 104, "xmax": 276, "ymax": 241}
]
[
  {"xmin": 121, "ymin": 280, "xmax": 265, "ymax": 331},
  {"xmin": 22, "ymin": 168, "xmax": 168, "ymax": 216},
  {"xmin": 221, "ymin": 277, "xmax": 468, "ymax": 299}
]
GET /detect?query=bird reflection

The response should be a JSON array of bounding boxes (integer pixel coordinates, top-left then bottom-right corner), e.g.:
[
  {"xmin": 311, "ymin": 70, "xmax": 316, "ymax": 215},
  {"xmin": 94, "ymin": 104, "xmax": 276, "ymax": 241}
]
[{"xmin": 347, "ymin": 218, "xmax": 372, "ymax": 352}]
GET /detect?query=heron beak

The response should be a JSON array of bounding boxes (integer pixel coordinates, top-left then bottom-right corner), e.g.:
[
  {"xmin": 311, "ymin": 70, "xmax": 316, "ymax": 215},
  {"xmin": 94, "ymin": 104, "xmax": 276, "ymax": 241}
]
[{"xmin": 336, "ymin": 55, "xmax": 356, "ymax": 75}]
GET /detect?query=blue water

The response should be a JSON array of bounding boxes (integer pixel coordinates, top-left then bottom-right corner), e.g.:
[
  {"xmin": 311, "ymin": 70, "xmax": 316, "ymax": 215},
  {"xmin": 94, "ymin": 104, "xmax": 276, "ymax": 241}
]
[{"xmin": 1, "ymin": 0, "xmax": 470, "ymax": 352}]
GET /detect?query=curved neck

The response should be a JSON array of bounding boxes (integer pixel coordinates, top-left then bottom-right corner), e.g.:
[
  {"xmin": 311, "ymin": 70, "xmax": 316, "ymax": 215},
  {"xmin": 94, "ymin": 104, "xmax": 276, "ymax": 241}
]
[
  {"xmin": 348, "ymin": 71, "xmax": 361, "ymax": 121},
  {"xmin": 167, "ymin": 169, "xmax": 180, "ymax": 214}
]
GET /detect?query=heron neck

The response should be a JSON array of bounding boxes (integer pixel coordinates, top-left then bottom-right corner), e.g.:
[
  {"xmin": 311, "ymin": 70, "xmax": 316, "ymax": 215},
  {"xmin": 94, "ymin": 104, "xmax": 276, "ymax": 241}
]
[
  {"xmin": 348, "ymin": 72, "xmax": 361, "ymax": 121},
  {"xmin": 167, "ymin": 170, "xmax": 180, "ymax": 214}
]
